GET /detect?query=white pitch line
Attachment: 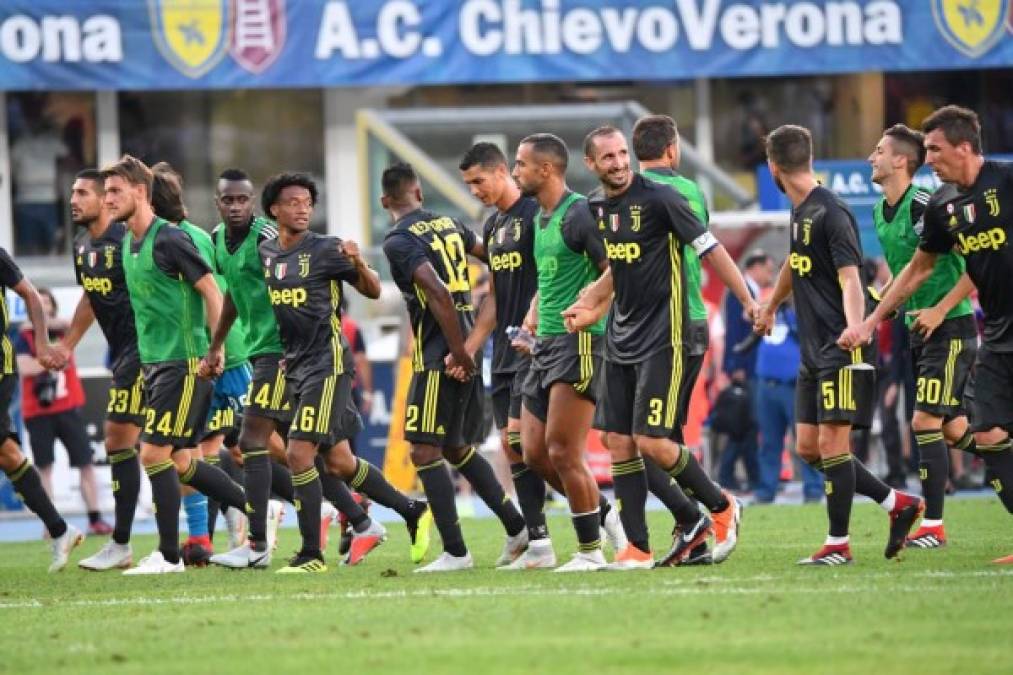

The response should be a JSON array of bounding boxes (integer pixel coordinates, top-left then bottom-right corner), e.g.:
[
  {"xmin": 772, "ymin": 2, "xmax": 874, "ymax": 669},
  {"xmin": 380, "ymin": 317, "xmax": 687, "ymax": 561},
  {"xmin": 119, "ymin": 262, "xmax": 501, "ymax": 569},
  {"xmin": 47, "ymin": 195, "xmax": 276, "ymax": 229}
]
[{"xmin": 0, "ymin": 569, "xmax": 1008, "ymax": 611}]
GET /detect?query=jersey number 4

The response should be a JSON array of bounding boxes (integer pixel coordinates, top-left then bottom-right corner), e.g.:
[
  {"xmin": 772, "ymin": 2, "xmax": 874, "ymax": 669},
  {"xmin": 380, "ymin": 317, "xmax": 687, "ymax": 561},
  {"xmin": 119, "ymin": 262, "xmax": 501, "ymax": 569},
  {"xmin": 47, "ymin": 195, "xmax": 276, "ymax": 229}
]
[{"xmin": 430, "ymin": 233, "xmax": 470, "ymax": 293}]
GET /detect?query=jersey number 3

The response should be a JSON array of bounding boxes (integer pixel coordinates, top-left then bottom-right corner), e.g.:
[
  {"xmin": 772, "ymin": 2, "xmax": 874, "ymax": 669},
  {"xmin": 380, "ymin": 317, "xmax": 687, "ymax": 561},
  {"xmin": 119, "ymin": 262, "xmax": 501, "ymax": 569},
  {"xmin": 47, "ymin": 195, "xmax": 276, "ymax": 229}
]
[{"xmin": 430, "ymin": 233, "xmax": 470, "ymax": 293}]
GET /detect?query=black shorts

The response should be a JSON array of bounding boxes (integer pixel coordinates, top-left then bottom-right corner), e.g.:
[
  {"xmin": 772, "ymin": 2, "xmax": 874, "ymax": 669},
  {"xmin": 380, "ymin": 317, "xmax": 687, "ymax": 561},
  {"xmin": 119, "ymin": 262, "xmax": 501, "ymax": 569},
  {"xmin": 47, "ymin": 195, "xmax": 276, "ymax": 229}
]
[
  {"xmin": 245, "ymin": 354, "xmax": 293, "ymax": 424},
  {"xmin": 795, "ymin": 361, "xmax": 876, "ymax": 429},
  {"xmin": 595, "ymin": 348, "xmax": 684, "ymax": 437},
  {"xmin": 106, "ymin": 358, "xmax": 145, "ymax": 427},
  {"xmin": 491, "ymin": 360, "xmax": 530, "ymax": 430},
  {"xmin": 676, "ymin": 321, "xmax": 709, "ymax": 430},
  {"xmin": 140, "ymin": 360, "xmax": 214, "ymax": 449},
  {"xmin": 287, "ymin": 369, "xmax": 363, "ymax": 447},
  {"xmin": 523, "ymin": 332, "xmax": 602, "ymax": 423},
  {"xmin": 201, "ymin": 362, "xmax": 252, "ymax": 444},
  {"xmin": 404, "ymin": 368, "xmax": 485, "ymax": 448},
  {"xmin": 0, "ymin": 375, "xmax": 17, "ymax": 443},
  {"xmin": 26, "ymin": 408, "xmax": 94, "ymax": 468},
  {"xmin": 911, "ymin": 334, "xmax": 976, "ymax": 420},
  {"xmin": 970, "ymin": 347, "xmax": 1013, "ymax": 432}
]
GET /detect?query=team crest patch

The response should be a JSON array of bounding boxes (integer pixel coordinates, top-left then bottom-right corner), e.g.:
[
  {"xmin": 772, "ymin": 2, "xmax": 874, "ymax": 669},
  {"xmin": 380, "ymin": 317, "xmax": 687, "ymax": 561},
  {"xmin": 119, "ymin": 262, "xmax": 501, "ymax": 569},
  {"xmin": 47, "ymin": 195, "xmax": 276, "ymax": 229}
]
[
  {"xmin": 149, "ymin": 0, "xmax": 231, "ymax": 79},
  {"xmin": 497, "ymin": 227, "xmax": 506, "ymax": 244},
  {"xmin": 610, "ymin": 214, "xmax": 620, "ymax": 232},
  {"xmin": 275, "ymin": 262, "xmax": 287, "ymax": 279},
  {"xmin": 298, "ymin": 253, "xmax": 311, "ymax": 277},
  {"xmin": 104, "ymin": 246, "xmax": 115, "ymax": 269},
  {"xmin": 963, "ymin": 203, "xmax": 976, "ymax": 224},
  {"xmin": 229, "ymin": 0, "xmax": 286, "ymax": 74},
  {"xmin": 88, "ymin": 251, "xmax": 97, "ymax": 268},
  {"xmin": 512, "ymin": 219, "xmax": 522, "ymax": 241},
  {"xmin": 931, "ymin": 0, "xmax": 1009, "ymax": 58}
]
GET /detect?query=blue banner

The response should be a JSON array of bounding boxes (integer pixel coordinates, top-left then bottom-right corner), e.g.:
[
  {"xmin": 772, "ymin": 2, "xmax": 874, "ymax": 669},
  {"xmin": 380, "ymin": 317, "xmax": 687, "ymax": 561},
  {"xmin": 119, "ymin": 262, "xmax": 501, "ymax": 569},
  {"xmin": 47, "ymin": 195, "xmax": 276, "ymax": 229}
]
[
  {"xmin": 756, "ymin": 155, "xmax": 1013, "ymax": 257},
  {"xmin": 0, "ymin": 1, "xmax": 1011, "ymax": 91}
]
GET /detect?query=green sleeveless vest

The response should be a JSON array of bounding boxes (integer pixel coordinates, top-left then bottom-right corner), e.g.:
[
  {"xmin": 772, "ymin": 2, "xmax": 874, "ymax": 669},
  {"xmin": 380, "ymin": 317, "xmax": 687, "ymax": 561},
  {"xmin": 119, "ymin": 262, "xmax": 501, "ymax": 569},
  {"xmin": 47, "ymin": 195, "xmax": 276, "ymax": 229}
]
[
  {"xmin": 122, "ymin": 218, "xmax": 209, "ymax": 364},
  {"xmin": 533, "ymin": 192, "xmax": 605, "ymax": 337},
  {"xmin": 180, "ymin": 220, "xmax": 249, "ymax": 368},
  {"xmin": 873, "ymin": 187, "xmax": 971, "ymax": 327},
  {"xmin": 214, "ymin": 217, "xmax": 283, "ymax": 359},
  {"xmin": 643, "ymin": 169, "xmax": 709, "ymax": 322}
]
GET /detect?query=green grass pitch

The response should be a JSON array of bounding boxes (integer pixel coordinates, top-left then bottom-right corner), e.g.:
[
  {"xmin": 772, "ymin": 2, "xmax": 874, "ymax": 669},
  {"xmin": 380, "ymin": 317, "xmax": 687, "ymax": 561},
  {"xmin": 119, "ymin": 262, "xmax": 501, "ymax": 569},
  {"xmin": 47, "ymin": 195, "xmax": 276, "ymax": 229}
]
[{"xmin": 0, "ymin": 498, "xmax": 1010, "ymax": 674}]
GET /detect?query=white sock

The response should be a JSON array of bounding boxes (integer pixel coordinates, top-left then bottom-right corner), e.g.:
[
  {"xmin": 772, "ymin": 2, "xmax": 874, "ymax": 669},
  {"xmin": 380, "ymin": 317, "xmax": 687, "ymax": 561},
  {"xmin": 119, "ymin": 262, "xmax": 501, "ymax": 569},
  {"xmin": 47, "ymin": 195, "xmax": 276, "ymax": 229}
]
[
  {"xmin": 879, "ymin": 489, "xmax": 897, "ymax": 512},
  {"xmin": 825, "ymin": 535, "xmax": 850, "ymax": 546},
  {"xmin": 920, "ymin": 518, "xmax": 943, "ymax": 528}
]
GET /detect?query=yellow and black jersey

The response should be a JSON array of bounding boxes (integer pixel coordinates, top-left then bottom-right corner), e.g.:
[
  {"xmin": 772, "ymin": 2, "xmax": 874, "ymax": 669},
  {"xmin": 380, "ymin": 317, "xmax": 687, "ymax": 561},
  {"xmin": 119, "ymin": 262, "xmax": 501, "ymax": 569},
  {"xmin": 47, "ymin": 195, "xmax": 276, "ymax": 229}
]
[
  {"xmin": 788, "ymin": 186, "xmax": 864, "ymax": 370},
  {"xmin": 0, "ymin": 246, "xmax": 23, "ymax": 376},
  {"xmin": 589, "ymin": 173, "xmax": 715, "ymax": 365},
  {"xmin": 483, "ymin": 196, "xmax": 538, "ymax": 375},
  {"xmin": 74, "ymin": 221, "xmax": 140, "ymax": 374},
  {"xmin": 383, "ymin": 208, "xmax": 477, "ymax": 371},
  {"xmin": 921, "ymin": 160, "xmax": 1013, "ymax": 352},
  {"xmin": 259, "ymin": 231, "xmax": 357, "ymax": 381}
]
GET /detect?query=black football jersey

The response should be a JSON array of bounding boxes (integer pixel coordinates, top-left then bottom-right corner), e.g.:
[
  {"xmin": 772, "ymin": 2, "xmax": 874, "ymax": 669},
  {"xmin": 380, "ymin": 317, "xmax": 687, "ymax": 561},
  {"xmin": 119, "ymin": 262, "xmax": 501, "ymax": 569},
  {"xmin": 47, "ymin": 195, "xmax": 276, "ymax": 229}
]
[
  {"xmin": 788, "ymin": 186, "xmax": 864, "ymax": 369},
  {"xmin": 383, "ymin": 209, "xmax": 477, "ymax": 371},
  {"xmin": 920, "ymin": 161, "xmax": 1013, "ymax": 352},
  {"xmin": 73, "ymin": 222, "xmax": 140, "ymax": 373},
  {"xmin": 483, "ymin": 196, "xmax": 539, "ymax": 374},
  {"xmin": 259, "ymin": 232, "xmax": 359, "ymax": 380},
  {"xmin": 589, "ymin": 173, "xmax": 715, "ymax": 364}
]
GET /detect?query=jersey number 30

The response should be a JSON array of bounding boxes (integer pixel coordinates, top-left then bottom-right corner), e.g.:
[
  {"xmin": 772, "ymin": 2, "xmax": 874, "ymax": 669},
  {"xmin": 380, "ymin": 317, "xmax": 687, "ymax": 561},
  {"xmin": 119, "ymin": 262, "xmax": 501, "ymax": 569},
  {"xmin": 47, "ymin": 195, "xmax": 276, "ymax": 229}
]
[{"xmin": 430, "ymin": 233, "xmax": 470, "ymax": 293}]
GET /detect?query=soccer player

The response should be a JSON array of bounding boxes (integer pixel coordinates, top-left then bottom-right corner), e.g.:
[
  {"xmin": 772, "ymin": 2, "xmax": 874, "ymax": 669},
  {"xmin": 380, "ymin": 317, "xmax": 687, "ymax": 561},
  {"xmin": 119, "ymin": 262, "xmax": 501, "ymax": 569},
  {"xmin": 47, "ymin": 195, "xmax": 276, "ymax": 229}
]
[
  {"xmin": 52, "ymin": 169, "xmax": 142, "ymax": 570},
  {"xmin": 857, "ymin": 124, "xmax": 977, "ymax": 548},
  {"xmin": 149, "ymin": 163, "xmax": 265, "ymax": 566},
  {"xmin": 566, "ymin": 126, "xmax": 755, "ymax": 568},
  {"xmin": 251, "ymin": 171, "xmax": 430, "ymax": 572},
  {"xmin": 104, "ymin": 155, "xmax": 244, "ymax": 574},
  {"xmin": 459, "ymin": 142, "xmax": 555, "ymax": 569},
  {"xmin": 381, "ymin": 162, "xmax": 528, "ymax": 573},
  {"xmin": 753, "ymin": 127, "xmax": 922, "ymax": 566},
  {"xmin": 632, "ymin": 114, "xmax": 746, "ymax": 564},
  {"xmin": 841, "ymin": 106, "xmax": 1013, "ymax": 564},
  {"xmin": 0, "ymin": 248, "xmax": 81, "ymax": 571},
  {"xmin": 509, "ymin": 134, "xmax": 624, "ymax": 572}
]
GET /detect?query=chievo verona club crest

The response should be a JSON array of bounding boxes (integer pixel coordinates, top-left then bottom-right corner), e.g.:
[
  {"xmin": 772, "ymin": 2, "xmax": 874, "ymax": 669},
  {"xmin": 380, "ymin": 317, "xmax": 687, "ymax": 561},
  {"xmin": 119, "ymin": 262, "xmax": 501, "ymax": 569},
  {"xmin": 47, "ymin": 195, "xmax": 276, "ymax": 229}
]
[
  {"xmin": 149, "ymin": 0, "xmax": 286, "ymax": 79},
  {"xmin": 149, "ymin": 0, "xmax": 231, "ymax": 79},
  {"xmin": 229, "ymin": 0, "xmax": 286, "ymax": 74},
  {"xmin": 931, "ymin": 0, "xmax": 1010, "ymax": 58}
]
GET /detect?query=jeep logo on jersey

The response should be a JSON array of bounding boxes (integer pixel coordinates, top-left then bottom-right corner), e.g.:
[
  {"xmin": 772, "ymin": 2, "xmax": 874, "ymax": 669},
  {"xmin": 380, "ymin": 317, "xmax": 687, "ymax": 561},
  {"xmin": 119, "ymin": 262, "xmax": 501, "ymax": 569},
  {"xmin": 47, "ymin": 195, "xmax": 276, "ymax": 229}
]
[
  {"xmin": 269, "ymin": 287, "xmax": 306, "ymax": 307},
  {"xmin": 957, "ymin": 227, "xmax": 1007, "ymax": 255},
  {"xmin": 490, "ymin": 251, "xmax": 522, "ymax": 271},
  {"xmin": 789, "ymin": 252, "xmax": 813, "ymax": 276},
  {"xmin": 229, "ymin": 0, "xmax": 286, "ymax": 74},
  {"xmin": 81, "ymin": 275, "xmax": 113, "ymax": 295},
  {"xmin": 605, "ymin": 240, "xmax": 641, "ymax": 263}
]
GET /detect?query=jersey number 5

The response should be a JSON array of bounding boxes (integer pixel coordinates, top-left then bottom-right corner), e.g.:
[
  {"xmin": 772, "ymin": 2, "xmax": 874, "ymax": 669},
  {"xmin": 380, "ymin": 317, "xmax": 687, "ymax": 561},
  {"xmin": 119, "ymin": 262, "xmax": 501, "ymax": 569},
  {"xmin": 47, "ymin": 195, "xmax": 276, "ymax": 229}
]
[{"xmin": 430, "ymin": 233, "xmax": 470, "ymax": 293}]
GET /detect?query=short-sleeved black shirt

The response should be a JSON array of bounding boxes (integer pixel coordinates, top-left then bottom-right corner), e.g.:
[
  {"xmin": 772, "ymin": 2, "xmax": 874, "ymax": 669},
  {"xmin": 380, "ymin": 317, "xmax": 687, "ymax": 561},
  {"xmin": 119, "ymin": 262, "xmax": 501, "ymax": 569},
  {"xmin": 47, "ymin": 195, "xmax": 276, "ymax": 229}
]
[
  {"xmin": 128, "ymin": 222, "xmax": 211, "ymax": 284},
  {"xmin": 0, "ymin": 247, "xmax": 23, "ymax": 336},
  {"xmin": 383, "ymin": 209, "xmax": 477, "ymax": 370},
  {"xmin": 259, "ymin": 231, "xmax": 359, "ymax": 381},
  {"xmin": 589, "ymin": 173, "xmax": 714, "ymax": 363},
  {"xmin": 920, "ymin": 160, "xmax": 1013, "ymax": 352},
  {"xmin": 482, "ymin": 196, "xmax": 538, "ymax": 374},
  {"xmin": 789, "ymin": 186, "xmax": 864, "ymax": 369},
  {"xmin": 73, "ymin": 222, "xmax": 139, "ymax": 373}
]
